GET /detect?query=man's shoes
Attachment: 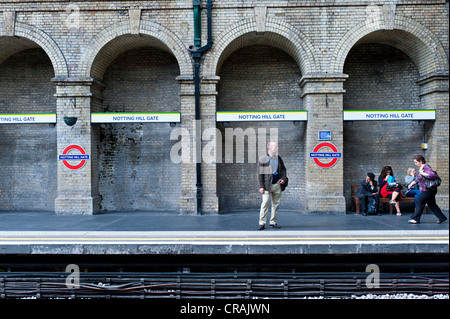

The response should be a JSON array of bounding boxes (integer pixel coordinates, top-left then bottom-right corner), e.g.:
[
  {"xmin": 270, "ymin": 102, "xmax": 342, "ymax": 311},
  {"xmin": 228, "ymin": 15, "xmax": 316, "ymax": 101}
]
[
  {"xmin": 408, "ymin": 219, "xmax": 420, "ymax": 224},
  {"xmin": 258, "ymin": 224, "xmax": 281, "ymax": 229},
  {"xmin": 436, "ymin": 219, "xmax": 447, "ymax": 224},
  {"xmin": 361, "ymin": 211, "xmax": 367, "ymax": 216}
]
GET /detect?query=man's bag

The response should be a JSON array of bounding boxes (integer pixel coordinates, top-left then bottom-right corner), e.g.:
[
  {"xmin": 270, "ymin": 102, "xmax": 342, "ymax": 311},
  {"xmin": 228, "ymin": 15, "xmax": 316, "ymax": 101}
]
[
  {"xmin": 281, "ymin": 177, "xmax": 289, "ymax": 191},
  {"xmin": 367, "ymin": 197, "xmax": 377, "ymax": 214}
]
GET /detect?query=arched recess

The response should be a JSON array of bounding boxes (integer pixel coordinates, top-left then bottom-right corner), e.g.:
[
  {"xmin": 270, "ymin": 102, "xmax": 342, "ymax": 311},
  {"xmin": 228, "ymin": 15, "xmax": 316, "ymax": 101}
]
[
  {"xmin": 0, "ymin": 22, "xmax": 68, "ymax": 78},
  {"xmin": 81, "ymin": 21, "xmax": 186, "ymax": 213},
  {"xmin": 203, "ymin": 17, "xmax": 319, "ymax": 77},
  {"xmin": 78, "ymin": 20, "xmax": 192, "ymax": 79},
  {"xmin": 0, "ymin": 23, "xmax": 66, "ymax": 211},
  {"xmin": 207, "ymin": 18, "xmax": 314, "ymax": 213},
  {"xmin": 340, "ymin": 15, "xmax": 449, "ymax": 211},
  {"xmin": 330, "ymin": 15, "xmax": 448, "ymax": 77}
]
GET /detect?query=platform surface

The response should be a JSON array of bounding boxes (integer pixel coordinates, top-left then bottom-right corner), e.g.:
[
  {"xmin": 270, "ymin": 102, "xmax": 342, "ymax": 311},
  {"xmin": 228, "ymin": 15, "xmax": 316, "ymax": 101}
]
[{"xmin": 0, "ymin": 210, "xmax": 448, "ymax": 255}]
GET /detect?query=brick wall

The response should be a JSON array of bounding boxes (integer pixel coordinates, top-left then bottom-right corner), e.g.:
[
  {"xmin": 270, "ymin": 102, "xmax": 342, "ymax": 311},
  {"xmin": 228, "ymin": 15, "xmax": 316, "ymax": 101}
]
[
  {"xmin": 216, "ymin": 45, "xmax": 304, "ymax": 212},
  {"xmin": 0, "ymin": 0, "xmax": 448, "ymax": 214},
  {"xmin": 343, "ymin": 43, "xmax": 423, "ymax": 209},
  {"xmin": 98, "ymin": 47, "xmax": 181, "ymax": 212},
  {"xmin": 0, "ymin": 48, "xmax": 57, "ymax": 211}
]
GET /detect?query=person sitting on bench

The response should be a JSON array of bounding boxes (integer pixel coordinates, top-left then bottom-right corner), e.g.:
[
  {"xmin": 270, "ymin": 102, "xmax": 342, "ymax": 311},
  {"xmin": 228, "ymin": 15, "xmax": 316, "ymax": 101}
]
[
  {"xmin": 356, "ymin": 173, "xmax": 379, "ymax": 216},
  {"xmin": 378, "ymin": 166, "xmax": 403, "ymax": 216},
  {"xmin": 405, "ymin": 167, "xmax": 420, "ymax": 206}
]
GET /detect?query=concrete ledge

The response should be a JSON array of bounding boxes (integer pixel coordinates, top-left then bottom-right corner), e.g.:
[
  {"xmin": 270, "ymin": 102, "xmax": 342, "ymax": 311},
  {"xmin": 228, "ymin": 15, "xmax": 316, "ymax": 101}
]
[{"xmin": 1, "ymin": 230, "xmax": 447, "ymax": 255}]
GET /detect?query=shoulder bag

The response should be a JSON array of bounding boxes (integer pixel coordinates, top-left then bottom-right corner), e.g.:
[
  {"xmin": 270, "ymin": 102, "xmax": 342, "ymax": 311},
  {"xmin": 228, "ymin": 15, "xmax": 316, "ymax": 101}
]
[
  {"xmin": 423, "ymin": 173, "xmax": 442, "ymax": 190},
  {"xmin": 386, "ymin": 182, "xmax": 400, "ymax": 191}
]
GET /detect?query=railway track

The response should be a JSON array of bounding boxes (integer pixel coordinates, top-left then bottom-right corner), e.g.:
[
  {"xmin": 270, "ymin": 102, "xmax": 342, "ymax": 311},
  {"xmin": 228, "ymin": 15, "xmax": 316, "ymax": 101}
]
[
  {"xmin": 0, "ymin": 254, "xmax": 448, "ymax": 299},
  {"xmin": 0, "ymin": 271, "xmax": 448, "ymax": 299}
]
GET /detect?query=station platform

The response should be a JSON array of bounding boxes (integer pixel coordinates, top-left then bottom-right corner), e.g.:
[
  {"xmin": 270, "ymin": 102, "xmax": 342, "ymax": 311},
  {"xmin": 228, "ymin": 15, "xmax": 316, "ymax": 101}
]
[{"xmin": 0, "ymin": 210, "xmax": 448, "ymax": 255}]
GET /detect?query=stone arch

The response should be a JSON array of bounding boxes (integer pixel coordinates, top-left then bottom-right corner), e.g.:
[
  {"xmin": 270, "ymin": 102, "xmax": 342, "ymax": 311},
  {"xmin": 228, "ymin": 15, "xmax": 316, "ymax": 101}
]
[
  {"xmin": 0, "ymin": 22, "xmax": 68, "ymax": 77},
  {"xmin": 204, "ymin": 17, "xmax": 319, "ymax": 77},
  {"xmin": 330, "ymin": 15, "xmax": 448, "ymax": 77},
  {"xmin": 78, "ymin": 20, "xmax": 192, "ymax": 80}
]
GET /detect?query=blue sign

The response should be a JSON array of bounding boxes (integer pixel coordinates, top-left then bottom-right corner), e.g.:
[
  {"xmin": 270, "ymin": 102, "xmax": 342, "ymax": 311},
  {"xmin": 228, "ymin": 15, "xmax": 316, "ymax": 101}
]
[
  {"xmin": 310, "ymin": 152, "xmax": 341, "ymax": 158},
  {"xmin": 319, "ymin": 131, "xmax": 331, "ymax": 140},
  {"xmin": 59, "ymin": 155, "xmax": 90, "ymax": 160}
]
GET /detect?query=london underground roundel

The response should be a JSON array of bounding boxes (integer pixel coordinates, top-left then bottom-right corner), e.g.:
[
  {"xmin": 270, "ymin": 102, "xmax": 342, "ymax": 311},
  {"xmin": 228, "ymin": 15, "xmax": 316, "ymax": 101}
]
[
  {"xmin": 59, "ymin": 145, "xmax": 90, "ymax": 170},
  {"xmin": 309, "ymin": 142, "xmax": 342, "ymax": 168}
]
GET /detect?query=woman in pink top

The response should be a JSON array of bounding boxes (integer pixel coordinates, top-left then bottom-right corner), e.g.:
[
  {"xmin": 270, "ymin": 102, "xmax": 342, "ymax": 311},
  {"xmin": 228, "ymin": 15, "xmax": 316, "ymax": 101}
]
[{"xmin": 407, "ymin": 155, "xmax": 447, "ymax": 224}]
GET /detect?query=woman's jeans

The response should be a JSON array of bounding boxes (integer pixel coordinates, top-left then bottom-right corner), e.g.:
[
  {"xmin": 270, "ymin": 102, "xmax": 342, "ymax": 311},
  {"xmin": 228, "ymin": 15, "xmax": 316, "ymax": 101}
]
[
  {"xmin": 410, "ymin": 189, "xmax": 447, "ymax": 222},
  {"xmin": 406, "ymin": 189, "xmax": 420, "ymax": 206}
]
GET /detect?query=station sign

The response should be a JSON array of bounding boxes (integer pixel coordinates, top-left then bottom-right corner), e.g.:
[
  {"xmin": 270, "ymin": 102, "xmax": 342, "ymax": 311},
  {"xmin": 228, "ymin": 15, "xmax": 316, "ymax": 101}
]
[
  {"xmin": 343, "ymin": 110, "xmax": 436, "ymax": 121},
  {"xmin": 216, "ymin": 111, "xmax": 307, "ymax": 122},
  {"xmin": 0, "ymin": 113, "xmax": 56, "ymax": 124},
  {"xmin": 59, "ymin": 145, "xmax": 89, "ymax": 170},
  {"xmin": 310, "ymin": 142, "xmax": 341, "ymax": 168},
  {"xmin": 91, "ymin": 112, "xmax": 181, "ymax": 123}
]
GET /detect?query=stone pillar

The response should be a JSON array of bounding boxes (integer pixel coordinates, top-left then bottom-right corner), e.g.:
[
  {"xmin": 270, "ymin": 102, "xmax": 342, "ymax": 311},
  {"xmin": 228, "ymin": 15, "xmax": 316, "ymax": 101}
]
[
  {"xmin": 201, "ymin": 75, "xmax": 220, "ymax": 214},
  {"xmin": 53, "ymin": 77, "xmax": 101, "ymax": 215},
  {"xmin": 417, "ymin": 72, "xmax": 449, "ymax": 210},
  {"xmin": 177, "ymin": 75, "xmax": 220, "ymax": 214},
  {"xmin": 300, "ymin": 73, "xmax": 348, "ymax": 214},
  {"xmin": 177, "ymin": 76, "xmax": 197, "ymax": 213}
]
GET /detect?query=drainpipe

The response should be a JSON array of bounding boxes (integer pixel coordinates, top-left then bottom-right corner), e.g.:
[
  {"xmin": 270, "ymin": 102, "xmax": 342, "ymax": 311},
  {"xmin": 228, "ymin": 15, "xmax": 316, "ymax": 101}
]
[{"xmin": 189, "ymin": 0, "xmax": 213, "ymax": 215}]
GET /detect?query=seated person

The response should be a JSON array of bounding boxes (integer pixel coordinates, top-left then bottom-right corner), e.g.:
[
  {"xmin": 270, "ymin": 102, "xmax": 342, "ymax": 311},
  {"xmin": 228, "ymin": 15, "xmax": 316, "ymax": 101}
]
[
  {"xmin": 378, "ymin": 165, "xmax": 403, "ymax": 216},
  {"xmin": 405, "ymin": 167, "xmax": 420, "ymax": 206},
  {"xmin": 356, "ymin": 172, "xmax": 379, "ymax": 216}
]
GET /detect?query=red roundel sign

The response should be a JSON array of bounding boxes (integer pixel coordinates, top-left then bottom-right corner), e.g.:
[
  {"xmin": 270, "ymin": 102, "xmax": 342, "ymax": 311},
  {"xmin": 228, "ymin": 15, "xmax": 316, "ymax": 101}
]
[
  {"xmin": 59, "ymin": 145, "xmax": 90, "ymax": 170},
  {"xmin": 310, "ymin": 142, "xmax": 342, "ymax": 168}
]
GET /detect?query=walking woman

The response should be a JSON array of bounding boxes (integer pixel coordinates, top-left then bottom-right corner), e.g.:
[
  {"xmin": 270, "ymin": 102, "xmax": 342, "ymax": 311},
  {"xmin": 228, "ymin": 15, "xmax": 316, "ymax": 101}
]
[{"xmin": 407, "ymin": 155, "xmax": 447, "ymax": 224}]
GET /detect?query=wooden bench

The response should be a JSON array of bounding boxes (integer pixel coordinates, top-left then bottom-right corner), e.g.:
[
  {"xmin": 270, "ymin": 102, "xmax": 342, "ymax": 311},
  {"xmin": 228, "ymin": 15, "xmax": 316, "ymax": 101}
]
[{"xmin": 351, "ymin": 183, "xmax": 426, "ymax": 214}]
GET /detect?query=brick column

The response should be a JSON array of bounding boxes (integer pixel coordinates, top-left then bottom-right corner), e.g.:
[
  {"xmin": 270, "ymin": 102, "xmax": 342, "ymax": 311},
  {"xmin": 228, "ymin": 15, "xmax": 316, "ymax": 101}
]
[
  {"xmin": 300, "ymin": 73, "xmax": 348, "ymax": 214},
  {"xmin": 417, "ymin": 72, "xmax": 449, "ymax": 211},
  {"xmin": 200, "ymin": 75, "xmax": 220, "ymax": 214},
  {"xmin": 53, "ymin": 77, "xmax": 101, "ymax": 215},
  {"xmin": 177, "ymin": 75, "xmax": 219, "ymax": 214},
  {"xmin": 177, "ymin": 76, "xmax": 197, "ymax": 213}
]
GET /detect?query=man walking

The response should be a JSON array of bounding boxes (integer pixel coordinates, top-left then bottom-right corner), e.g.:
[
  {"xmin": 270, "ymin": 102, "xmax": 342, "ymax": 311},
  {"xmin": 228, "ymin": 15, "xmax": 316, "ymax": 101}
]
[{"xmin": 257, "ymin": 142, "xmax": 288, "ymax": 230}]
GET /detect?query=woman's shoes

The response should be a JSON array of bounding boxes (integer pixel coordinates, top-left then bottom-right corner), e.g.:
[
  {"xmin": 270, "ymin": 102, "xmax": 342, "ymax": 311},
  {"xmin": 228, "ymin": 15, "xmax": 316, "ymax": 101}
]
[
  {"xmin": 408, "ymin": 219, "xmax": 447, "ymax": 224},
  {"xmin": 389, "ymin": 200, "xmax": 396, "ymax": 205},
  {"xmin": 396, "ymin": 212, "xmax": 402, "ymax": 216}
]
